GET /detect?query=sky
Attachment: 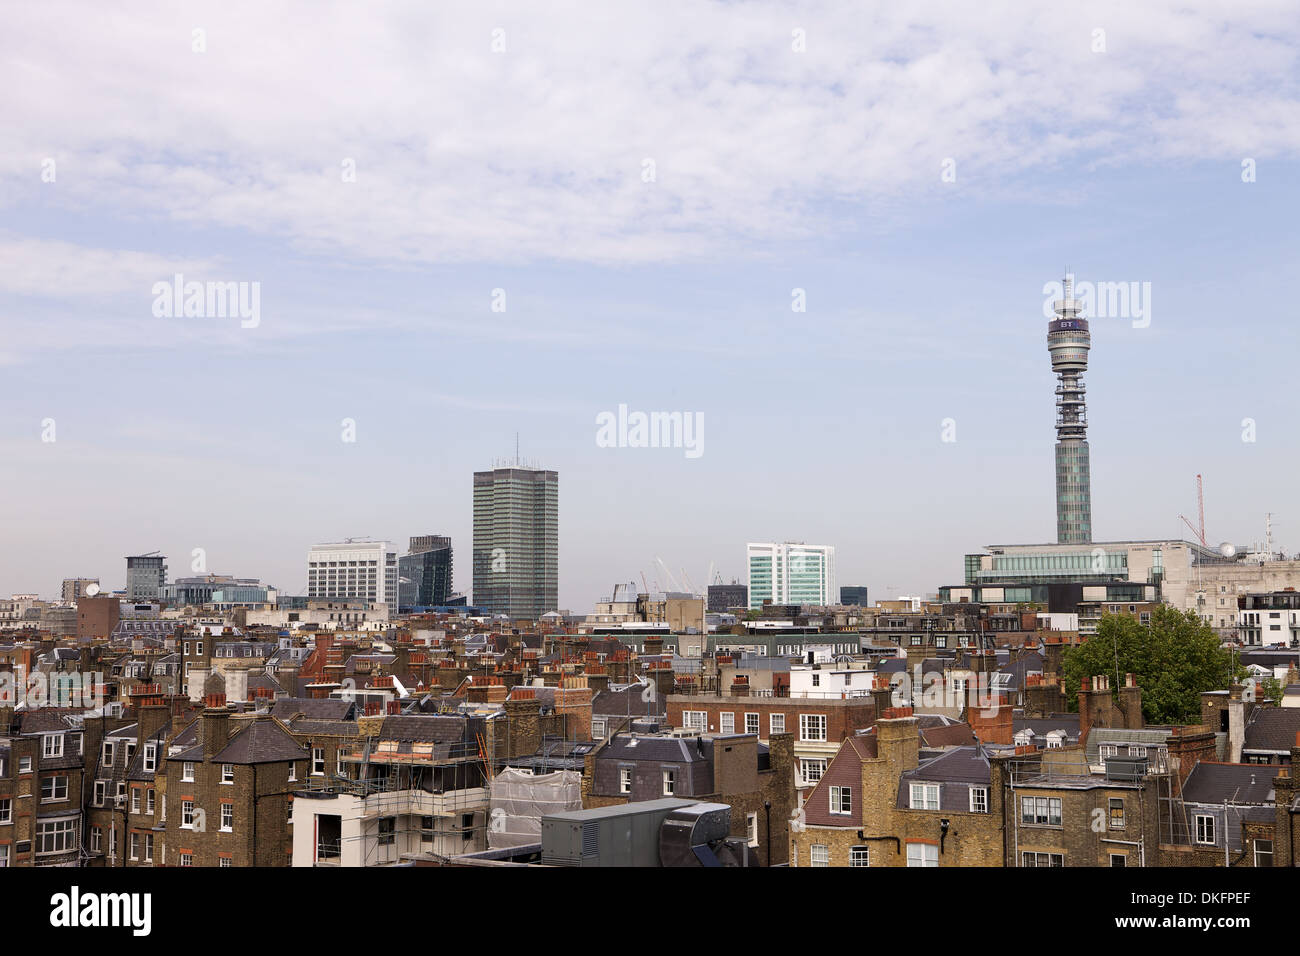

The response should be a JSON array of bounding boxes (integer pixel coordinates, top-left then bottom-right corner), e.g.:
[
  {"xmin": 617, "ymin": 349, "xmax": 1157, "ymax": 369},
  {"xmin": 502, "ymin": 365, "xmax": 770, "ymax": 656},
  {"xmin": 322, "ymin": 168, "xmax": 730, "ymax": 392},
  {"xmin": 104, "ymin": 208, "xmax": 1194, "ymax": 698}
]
[{"xmin": 2, "ymin": 1, "xmax": 1299, "ymax": 611}]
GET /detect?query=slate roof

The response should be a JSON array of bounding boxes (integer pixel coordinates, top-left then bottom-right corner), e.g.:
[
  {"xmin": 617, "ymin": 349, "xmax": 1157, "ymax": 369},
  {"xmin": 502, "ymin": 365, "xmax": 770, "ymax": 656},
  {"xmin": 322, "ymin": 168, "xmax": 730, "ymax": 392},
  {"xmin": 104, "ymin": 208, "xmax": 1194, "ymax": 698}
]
[
  {"xmin": 921, "ymin": 722, "xmax": 979, "ymax": 749},
  {"xmin": 376, "ymin": 715, "xmax": 468, "ymax": 744},
  {"xmin": 1084, "ymin": 727, "xmax": 1172, "ymax": 763},
  {"xmin": 212, "ymin": 718, "xmax": 307, "ymax": 764},
  {"xmin": 600, "ymin": 734, "xmax": 711, "ymax": 764},
  {"xmin": 896, "ymin": 746, "xmax": 992, "ymax": 811},
  {"xmin": 270, "ymin": 697, "xmax": 356, "ymax": 722},
  {"xmin": 1182, "ymin": 762, "xmax": 1278, "ymax": 806},
  {"xmin": 1242, "ymin": 707, "xmax": 1300, "ymax": 755}
]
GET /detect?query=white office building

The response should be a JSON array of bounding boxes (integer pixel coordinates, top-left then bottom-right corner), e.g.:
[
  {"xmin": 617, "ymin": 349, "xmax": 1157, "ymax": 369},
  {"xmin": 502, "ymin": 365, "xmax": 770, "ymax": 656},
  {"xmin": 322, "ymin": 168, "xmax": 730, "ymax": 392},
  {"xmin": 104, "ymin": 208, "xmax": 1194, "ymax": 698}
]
[
  {"xmin": 746, "ymin": 542, "xmax": 837, "ymax": 609},
  {"xmin": 306, "ymin": 541, "xmax": 399, "ymax": 612}
]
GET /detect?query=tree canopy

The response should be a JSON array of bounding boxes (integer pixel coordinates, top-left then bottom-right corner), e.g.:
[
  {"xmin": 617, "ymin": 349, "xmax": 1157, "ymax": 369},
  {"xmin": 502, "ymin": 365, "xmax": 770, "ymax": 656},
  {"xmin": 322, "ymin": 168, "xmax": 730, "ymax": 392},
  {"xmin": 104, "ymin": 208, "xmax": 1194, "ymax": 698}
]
[{"xmin": 1060, "ymin": 604, "xmax": 1243, "ymax": 725}]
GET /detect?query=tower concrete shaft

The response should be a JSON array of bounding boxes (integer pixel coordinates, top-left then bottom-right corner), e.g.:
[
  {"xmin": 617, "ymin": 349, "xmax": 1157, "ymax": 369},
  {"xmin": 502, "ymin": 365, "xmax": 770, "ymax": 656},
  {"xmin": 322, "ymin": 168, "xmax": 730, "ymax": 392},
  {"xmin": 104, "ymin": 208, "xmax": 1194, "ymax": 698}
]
[{"xmin": 1047, "ymin": 274, "xmax": 1092, "ymax": 543}]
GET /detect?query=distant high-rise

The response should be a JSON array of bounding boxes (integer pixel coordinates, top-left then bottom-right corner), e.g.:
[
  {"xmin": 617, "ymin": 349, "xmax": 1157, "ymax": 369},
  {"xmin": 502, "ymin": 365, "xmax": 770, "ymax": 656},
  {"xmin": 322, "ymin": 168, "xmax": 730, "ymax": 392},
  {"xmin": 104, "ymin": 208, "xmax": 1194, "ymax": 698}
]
[
  {"xmin": 399, "ymin": 535, "xmax": 454, "ymax": 610},
  {"xmin": 747, "ymin": 542, "xmax": 836, "ymax": 609},
  {"xmin": 473, "ymin": 466, "xmax": 558, "ymax": 619},
  {"xmin": 125, "ymin": 553, "xmax": 167, "ymax": 601},
  {"xmin": 1047, "ymin": 273, "xmax": 1092, "ymax": 544},
  {"xmin": 306, "ymin": 540, "xmax": 398, "ymax": 612},
  {"xmin": 839, "ymin": 585, "xmax": 869, "ymax": 607}
]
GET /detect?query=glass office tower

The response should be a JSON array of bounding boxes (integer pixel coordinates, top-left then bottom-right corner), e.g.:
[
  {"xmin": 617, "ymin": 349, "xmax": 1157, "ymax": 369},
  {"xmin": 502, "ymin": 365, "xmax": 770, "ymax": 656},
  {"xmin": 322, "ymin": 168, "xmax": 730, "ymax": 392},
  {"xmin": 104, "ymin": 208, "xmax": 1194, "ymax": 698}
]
[{"xmin": 472, "ymin": 467, "xmax": 558, "ymax": 619}]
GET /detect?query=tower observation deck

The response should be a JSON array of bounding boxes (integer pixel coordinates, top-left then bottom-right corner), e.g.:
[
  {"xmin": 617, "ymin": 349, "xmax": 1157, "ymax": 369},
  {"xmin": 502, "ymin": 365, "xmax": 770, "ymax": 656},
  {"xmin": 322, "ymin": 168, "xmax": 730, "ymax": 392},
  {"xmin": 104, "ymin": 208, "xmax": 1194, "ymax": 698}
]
[{"xmin": 1047, "ymin": 274, "xmax": 1092, "ymax": 544}]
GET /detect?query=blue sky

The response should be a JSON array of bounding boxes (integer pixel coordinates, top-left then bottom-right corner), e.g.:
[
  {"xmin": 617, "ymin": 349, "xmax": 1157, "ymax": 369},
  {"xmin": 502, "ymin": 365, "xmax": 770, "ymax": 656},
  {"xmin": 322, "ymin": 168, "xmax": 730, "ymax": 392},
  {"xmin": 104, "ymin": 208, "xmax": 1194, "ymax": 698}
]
[{"xmin": 2, "ymin": 2, "xmax": 1298, "ymax": 609}]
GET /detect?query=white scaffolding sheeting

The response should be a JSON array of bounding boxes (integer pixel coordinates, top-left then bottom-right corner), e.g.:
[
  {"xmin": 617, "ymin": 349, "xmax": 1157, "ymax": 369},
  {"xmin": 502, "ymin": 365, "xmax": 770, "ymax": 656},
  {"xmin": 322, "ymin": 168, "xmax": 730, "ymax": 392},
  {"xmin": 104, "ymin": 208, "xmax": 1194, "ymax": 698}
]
[{"xmin": 488, "ymin": 768, "xmax": 581, "ymax": 849}]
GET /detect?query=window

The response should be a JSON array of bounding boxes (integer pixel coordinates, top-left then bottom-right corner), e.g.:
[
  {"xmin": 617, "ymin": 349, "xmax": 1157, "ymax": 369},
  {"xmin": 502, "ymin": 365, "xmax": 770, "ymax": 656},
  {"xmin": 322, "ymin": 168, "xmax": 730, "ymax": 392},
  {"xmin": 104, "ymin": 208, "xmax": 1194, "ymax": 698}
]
[
  {"xmin": 146, "ymin": 789, "xmax": 155, "ymax": 814},
  {"xmin": 144, "ymin": 833, "xmax": 154, "ymax": 863},
  {"xmin": 810, "ymin": 844, "xmax": 829, "ymax": 867},
  {"xmin": 42, "ymin": 734, "xmax": 63, "ymax": 759},
  {"xmin": 811, "ymin": 673, "xmax": 820, "ymax": 687},
  {"xmin": 1195, "ymin": 814, "xmax": 1216, "ymax": 845},
  {"xmin": 1255, "ymin": 839, "xmax": 1273, "ymax": 867},
  {"xmin": 219, "ymin": 856, "xmax": 231, "ymax": 868},
  {"xmin": 770, "ymin": 713, "xmax": 785, "ymax": 735},
  {"xmin": 1022, "ymin": 852, "xmax": 1064, "ymax": 867},
  {"xmin": 102, "ymin": 741, "xmax": 115, "ymax": 766},
  {"xmin": 89, "ymin": 827, "xmax": 101, "ymax": 852},
  {"xmin": 0, "ymin": 845, "xmax": 7, "ymax": 867},
  {"xmin": 746, "ymin": 812, "xmax": 758, "ymax": 847},
  {"xmin": 720, "ymin": 712, "xmax": 735, "ymax": 734},
  {"xmin": 0, "ymin": 797, "xmax": 10, "ymax": 823},
  {"xmin": 829, "ymin": 786, "xmax": 852, "ymax": 815},
  {"xmin": 288, "ymin": 763, "xmax": 297, "ymax": 782},
  {"xmin": 1109, "ymin": 798, "xmax": 1125, "ymax": 829},
  {"xmin": 910, "ymin": 783, "xmax": 940, "ymax": 811},
  {"xmin": 312, "ymin": 748, "xmax": 325, "ymax": 775},
  {"xmin": 220, "ymin": 804, "xmax": 233, "ymax": 831},
  {"xmin": 662, "ymin": 769, "xmax": 676, "ymax": 796},
  {"xmin": 179, "ymin": 853, "xmax": 193, "ymax": 867},
  {"xmin": 93, "ymin": 781, "xmax": 106, "ymax": 807},
  {"xmin": 143, "ymin": 744, "xmax": 156, "ymax": 773},
  {"xmin": 969, "ymin": 786, "xmax": 988, "ymax": 813},
  {"xmin": 745, "ymin": 713, "xmax": 760, "ymax": 735},
  {"xmin": 1099, "ymin": 744, "xmax": 1118, "ymax": 759},
  {"xmin": 801, "ymin": 758, "xmax": 827, "ymax": 786},
  {"xmin": 850, "ymin": 846, "xmax": 870, "ymax": 867},
  {"xmin": 182, "ymin": 761, "xmax": 195, "ymax": 782},
  {"xmin": 377, "ymin": 817, "xmax": 395, "ymax": 846},
  {"xmin": 130, "ymin": 832, "xmax": 140, "ymax": 861},
  {"xmin": 683, "ymin": 711, "xmax": 707, "ymax": 733},
  {"xmin": 131, "ymin": 789, "xmax": 140, "ymax": 813},
  {"xmin": 18, "ymin": 757, "xmax": 31, "ymax": 774},
  {"xmin": 799, "ymin": 714, "xmax": 827, "ymax": 742},
  {"xmin": 907, "ymin": 843, "xmax": 938, "ymax": 867},
  {"xmin": 35, "ymin": 818, "xmax": 78, "ymax": 855},
  {"xmin": 41, "ymin": 776, "xmax": 69, "ymax": 801},
  {"xmin": 182, "ymin": 800, "xmax": 195, "ymax": 828},
  {"xmin": 221, "ymin": 764, "xmax": 234, "ymax": 784},
  {"xmin": 619, "ymin": 767, "xmax": 632, "ymax": 794},
  {"xmin": 1021, "ymin": 796, "xmax": 1062, "ymax": 826},
  {"xmin": 1110, "ymin": 853, "xmax": 1127, "ymax": 867}
]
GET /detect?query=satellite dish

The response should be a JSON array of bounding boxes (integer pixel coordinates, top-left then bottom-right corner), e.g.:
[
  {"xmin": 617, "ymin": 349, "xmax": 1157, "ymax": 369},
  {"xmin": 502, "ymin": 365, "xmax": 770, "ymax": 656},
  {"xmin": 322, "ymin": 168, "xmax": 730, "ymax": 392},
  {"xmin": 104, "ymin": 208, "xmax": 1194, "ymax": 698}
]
[
  {"xmin": 85, "ymin": 583, "xmax": 101, "ymax": 596},
  {"xmin": 1219, "ymin": 542, "xmax": 1237, "ymax": 558}
]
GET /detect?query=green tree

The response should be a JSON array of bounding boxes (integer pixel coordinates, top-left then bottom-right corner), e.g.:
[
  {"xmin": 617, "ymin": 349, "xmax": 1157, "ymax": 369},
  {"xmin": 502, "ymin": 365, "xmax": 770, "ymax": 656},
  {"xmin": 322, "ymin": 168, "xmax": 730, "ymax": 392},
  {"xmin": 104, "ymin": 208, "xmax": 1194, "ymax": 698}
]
[
  {"xmin": 1258, "ymin": 675, "xmax": 1285, "ymax": 704},
  {"xmin": 1061, "ymin": 604, "xmax": 1244, "ymax": 725}
]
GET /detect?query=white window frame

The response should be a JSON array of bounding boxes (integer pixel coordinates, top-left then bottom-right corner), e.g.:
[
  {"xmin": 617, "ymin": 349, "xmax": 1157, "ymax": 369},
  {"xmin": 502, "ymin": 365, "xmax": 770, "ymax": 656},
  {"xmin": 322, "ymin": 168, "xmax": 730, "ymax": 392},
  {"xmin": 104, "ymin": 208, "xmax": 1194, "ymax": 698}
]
[
  {"xmin": 93, "ymin": 781, "xmax": 106, "ymax": 807},
  {"xmin": 0, "ymin": 797, "xmax": 10, "ymax": 823},
  {"xmin": 182, "ymin": 761, "xmax": 195, "ymax": 782},
  {"xmin": 42, "ymin": 734, "xmax": 64, "ymax": 759},
  {"xmin": 969, "ymin": 786, "xmax": 988, "ymax": 813},
  {"xmin": 746, "ymin": 812, "xmax": 758, "ymax": 847},
  {"xmin": 220, "ymin": 803, "xmax": 233, "ymax": 832},
  {"xmin": 799, "ymin": 713, "xmax": 827, "ymax": 742},
  {"xmin": 850, "ymin": 845, "xmax": 870, "ymax": 867},
  {"xmin": 719, "ymin": 712, "xmax": 735, "ymax": 734},
  {"xmin": 181, "ymin": 800, "xmax": 195, "ymax": 829},
  {"xmin": 1195, "ymin": 814, "xmax": 1216, "ymax": 845},
  {"xmin": 770, "ymin": 713, "xmax": 786, "ymax": 735},
  {"xmin": 910, "ymin": 783, "xmax": 940, "ymax": 811},
  {"xmin": 745, "ymin": 713, "xmax": 760, "ymax": 735},
  {"xmin": 143, "ymin": 744, "xmax": 156, "ymax": 773},
  {"xmin": 801, "ymin": 758, "xmax": 827, "ymax": 787},
  {"xmin": 829, "ymin": 785, "xmax": 851, "ymax": 815},
  {"xmin": 906, "ymin": 842, "xmax": 938, "ymax": 867},
  {"xmin": 810, "ymin": 844, "xmax": 829, "ymax": 867},
  {"xmin": 312, "ymin": 748, "xmax": 325, "ymax": 775},
  {"xmin": 221, "ymin": 763, "xmax": 234, "ymax": 784},
  {"xmin": 619, "ymin": 767, "xmax": 632, "ymax": 794},
  {"xmin": 683, "ymin": 711, "xmax": 707, "ymax": 734},
  {"xmin": 662, "ymin": 768, "xmax": 676, "ymax": 796}
]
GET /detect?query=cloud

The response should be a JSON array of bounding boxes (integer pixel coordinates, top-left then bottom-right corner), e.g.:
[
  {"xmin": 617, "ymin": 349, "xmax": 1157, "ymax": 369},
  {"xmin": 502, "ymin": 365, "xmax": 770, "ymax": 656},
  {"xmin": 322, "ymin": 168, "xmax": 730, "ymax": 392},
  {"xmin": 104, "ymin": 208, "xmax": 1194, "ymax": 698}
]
[{"xmin": 1, "ymin": 1, "xmax": 1296, "ymax": 269}]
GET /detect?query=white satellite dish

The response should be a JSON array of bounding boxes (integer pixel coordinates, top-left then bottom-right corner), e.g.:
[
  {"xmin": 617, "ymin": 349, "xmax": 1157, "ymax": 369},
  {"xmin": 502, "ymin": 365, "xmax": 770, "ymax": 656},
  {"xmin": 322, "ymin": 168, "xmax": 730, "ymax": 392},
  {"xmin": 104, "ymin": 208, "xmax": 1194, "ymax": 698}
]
[
  {"xmin": 85, "ymin": 583, "xmax": 101, "ymax": 596},
  {"xmin": 1219, "ymin": 542, "xmax": 1237, "ymax": 558}
]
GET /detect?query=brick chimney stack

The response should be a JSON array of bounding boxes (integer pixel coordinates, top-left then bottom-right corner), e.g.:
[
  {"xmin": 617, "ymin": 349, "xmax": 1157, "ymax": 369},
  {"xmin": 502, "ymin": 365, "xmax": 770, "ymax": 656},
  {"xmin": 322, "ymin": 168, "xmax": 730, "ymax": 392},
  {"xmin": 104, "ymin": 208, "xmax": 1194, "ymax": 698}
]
[
  {"xmin": 1117, "ymin": 673, "xmax": 1144, "ymax": 729},
  {"xmin": 202, "ymin": 703, "xmax": 230, "ymax": 760}
]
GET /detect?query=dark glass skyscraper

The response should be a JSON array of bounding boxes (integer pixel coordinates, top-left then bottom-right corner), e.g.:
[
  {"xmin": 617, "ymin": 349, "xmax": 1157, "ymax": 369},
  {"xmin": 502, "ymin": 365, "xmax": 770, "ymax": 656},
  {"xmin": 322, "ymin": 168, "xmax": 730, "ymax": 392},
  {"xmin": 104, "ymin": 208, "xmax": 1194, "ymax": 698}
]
[
  {"xmin": 1047, "ymin": 274, "xmax": 1092, "ymax": 544},
  {"xmin": 472, "ymin": 467, "xmax": 558, "ymax": 619},
  {"xmin": 398, "ymin": 535, "xmax": 453, "ymax": 610}
]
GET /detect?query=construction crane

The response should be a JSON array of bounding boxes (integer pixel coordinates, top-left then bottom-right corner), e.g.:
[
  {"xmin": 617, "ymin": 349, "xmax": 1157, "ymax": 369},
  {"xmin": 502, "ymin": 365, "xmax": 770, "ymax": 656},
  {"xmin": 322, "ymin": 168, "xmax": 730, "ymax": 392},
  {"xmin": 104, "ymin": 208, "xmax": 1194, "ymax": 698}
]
[{"xmin": 1178, "ymin": 474, "xmax": 1207, "ymax": 547}]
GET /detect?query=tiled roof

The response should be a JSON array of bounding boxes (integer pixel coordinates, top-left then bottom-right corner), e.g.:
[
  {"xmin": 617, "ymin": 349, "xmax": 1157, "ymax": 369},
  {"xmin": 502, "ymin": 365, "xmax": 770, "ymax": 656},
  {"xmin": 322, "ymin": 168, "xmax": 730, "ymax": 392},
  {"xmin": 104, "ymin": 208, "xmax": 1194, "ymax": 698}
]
[
  {"xmin": 270, "ymin": 698, "xmax": 355, "ymax": 721},
  {"xmin": 1243, "ymin": 707, "xmax": 1300, "ymax": 754},
  {"xmin": 212, "ymin": 718, "xmax": 307, "ymax": 764},
  {"xmin": 1182, "ymin": 762, "xmax": 1278, "ymax": 806}
]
